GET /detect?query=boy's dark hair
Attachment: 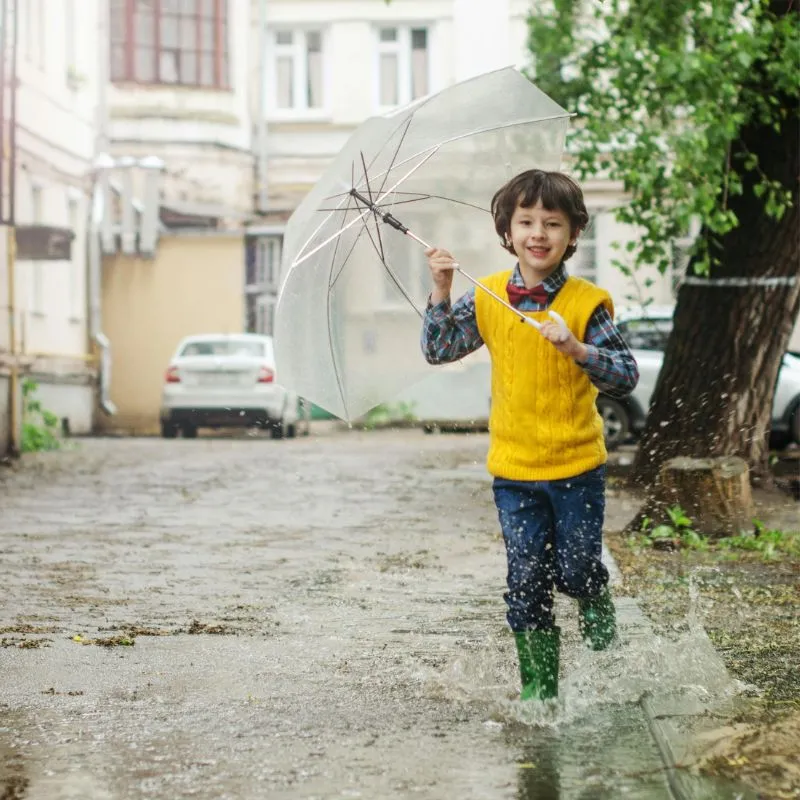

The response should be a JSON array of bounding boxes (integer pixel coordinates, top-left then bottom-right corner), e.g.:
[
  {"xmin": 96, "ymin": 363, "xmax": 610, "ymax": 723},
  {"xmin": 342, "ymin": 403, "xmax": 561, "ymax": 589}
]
[{"xmin": 490, "ymin": 170, "xmax": 589, "ymax": 262}]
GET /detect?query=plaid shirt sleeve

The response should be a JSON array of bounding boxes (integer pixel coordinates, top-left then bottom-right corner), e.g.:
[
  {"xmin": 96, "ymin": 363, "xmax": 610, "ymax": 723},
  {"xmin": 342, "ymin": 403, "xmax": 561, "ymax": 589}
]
[
  {"xmin": 420, "ymin": 287, "xmax": 484, "ymax": 364},
  {"xmin": 580, "ymin": 305, "xmax": 639, "ymax": 398}
]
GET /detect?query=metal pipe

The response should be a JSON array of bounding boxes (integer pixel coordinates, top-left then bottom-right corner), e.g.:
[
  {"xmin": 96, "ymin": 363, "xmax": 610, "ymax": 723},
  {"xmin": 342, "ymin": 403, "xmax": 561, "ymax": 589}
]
[
  {"xmin": 89, "ymin": 0, "xmax": 115, "ymax": 417},
  {"xmin": 256, "ymin": 0, "xmax": 269, "ymax": 212},
  {"xmin": 5, "ymin": 0, "xmax": 19, "ymax": 455},
  {"xmin": 0, "ymin": 0, "xmax": 6, "ymax": 223}
]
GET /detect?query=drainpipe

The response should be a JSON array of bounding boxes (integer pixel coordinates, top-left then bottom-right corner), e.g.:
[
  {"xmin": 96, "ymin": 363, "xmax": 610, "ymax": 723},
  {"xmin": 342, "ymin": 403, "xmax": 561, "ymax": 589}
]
[
  {"xmin": 90, "ymin": 0, "xmax": 116, "ymax": 416},
  {"xmin": 3, "ymin": 0, "xmax": 19, "ymax": 455},
  {"xmin": 88, "ymin": 156, "xmax": 116, "ymax": 416},
  {"xmin": 256, "ymin": 0, "xmax": 269, "ymax": 213}
]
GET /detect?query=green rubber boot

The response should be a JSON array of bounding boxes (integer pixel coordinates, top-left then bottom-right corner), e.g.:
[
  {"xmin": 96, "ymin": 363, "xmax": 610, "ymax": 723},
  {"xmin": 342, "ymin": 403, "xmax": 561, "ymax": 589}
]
[
  {"xmin": 513, "ymin": 627, "xmax": 560, "ymax": 701},
  {"xmin": 578, "ymin": 588, "xmax": 616, "ymax": 651}
]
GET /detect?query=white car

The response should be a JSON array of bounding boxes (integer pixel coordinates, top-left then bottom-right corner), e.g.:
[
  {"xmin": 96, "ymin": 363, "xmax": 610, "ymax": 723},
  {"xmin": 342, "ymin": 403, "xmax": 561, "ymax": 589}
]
[
  {"xmin": 159, "ymin": 333, "xmax": 299, "ymax": 439},
  {"xmin": 597, "ymin": 307, "xmax": 800, "ymax": 450}
]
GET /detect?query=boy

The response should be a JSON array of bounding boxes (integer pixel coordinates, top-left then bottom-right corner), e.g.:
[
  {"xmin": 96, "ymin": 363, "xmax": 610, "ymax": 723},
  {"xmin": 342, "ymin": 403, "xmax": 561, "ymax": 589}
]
[{"xmin": 422, "ymin": 170, "xmax": 639, "ymax": 702}]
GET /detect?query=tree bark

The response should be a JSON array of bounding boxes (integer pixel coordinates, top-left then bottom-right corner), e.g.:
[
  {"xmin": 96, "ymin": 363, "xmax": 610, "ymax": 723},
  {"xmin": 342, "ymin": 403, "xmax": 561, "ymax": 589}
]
[
  {"xmin": 657, "ymin": 456, "xmax": 754, "ymax": 537},
  {"xmin": 631, "ymin": 9, "xmax": 800, "ymax": 487}
]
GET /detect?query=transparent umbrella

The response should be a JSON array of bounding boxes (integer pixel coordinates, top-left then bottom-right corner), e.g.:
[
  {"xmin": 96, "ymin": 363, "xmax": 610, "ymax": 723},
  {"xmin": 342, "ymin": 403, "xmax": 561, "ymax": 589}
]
[{"xmin": 273, "ymin": 67, "xmax": 570, "ymax": 422}]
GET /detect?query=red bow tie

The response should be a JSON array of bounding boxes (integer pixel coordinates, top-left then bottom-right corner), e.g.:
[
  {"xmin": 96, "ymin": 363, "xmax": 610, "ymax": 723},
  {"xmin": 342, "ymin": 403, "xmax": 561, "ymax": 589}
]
[{"xmin": 506, "ymin": 282, "xmax": 549, "ymax": 307}]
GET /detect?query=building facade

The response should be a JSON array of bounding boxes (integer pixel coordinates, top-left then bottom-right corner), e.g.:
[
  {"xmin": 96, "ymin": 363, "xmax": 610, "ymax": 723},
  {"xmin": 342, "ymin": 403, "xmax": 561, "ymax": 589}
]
[
  {"xmin": 1, "ymin": 0, "xmax": 102, "ymax": 455},
  {"xmin": 248, "ymin": 0, "xmax": 680, "ymax": 335},
  {"xmin": 2, "ymin": 1, "xmax": 795, "ymax": 446},
  {"xmin": 89, "ymin": 0, "xmax": 255, "ymax": 434}
]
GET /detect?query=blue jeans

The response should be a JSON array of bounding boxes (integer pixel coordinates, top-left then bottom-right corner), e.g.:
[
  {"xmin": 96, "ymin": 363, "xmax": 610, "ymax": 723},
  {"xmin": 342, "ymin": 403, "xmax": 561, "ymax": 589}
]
[{"xmin": 492, "ymin": 466, "xmax": 609, "ymax": 632}]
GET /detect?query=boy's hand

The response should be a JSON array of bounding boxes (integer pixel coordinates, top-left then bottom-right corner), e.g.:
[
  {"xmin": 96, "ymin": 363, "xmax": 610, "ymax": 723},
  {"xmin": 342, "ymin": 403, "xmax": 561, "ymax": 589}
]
[
  {"xmin": 425, "ymin": 247, "xmax": 459, "ymax": 305},
  {"xmin": 540, "ymin": 310, "xmax": 589, "ymax": 363}
]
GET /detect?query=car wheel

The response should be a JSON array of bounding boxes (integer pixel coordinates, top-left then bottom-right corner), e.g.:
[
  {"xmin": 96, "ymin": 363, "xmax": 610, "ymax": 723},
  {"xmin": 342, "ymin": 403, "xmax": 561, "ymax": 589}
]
[
  {"xmin": 286, "ymin": 423, "xmax": 297, "ymax": 439},
  {"xmin": 270, "ymin": 422, "xmax": 284, "ymax": 440},
  {"xmin": 182, "ymin": 425, "xmax": 198, "ymax": 439},
  {"xmin": 597, "ymin": 397, "xmax": 631, "ymax": 450},
  {"xmin": 161, "ymin": 421, "xmax": 178, "ymax": 439}
]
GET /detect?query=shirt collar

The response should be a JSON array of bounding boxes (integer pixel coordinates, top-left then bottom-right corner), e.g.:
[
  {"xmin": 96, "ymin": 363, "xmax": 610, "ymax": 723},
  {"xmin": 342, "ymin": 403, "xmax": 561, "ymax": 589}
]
[{"xmin": 510, "ymin": 262, "xmax": 568, "ymax": 294}]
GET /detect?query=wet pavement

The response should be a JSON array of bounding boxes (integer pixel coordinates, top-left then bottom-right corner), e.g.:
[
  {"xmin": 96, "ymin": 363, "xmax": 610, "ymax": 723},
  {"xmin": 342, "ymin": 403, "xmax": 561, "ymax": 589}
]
[{"xmin": 0, "ymin": 427, "xmax": 755, "ymax": 799}]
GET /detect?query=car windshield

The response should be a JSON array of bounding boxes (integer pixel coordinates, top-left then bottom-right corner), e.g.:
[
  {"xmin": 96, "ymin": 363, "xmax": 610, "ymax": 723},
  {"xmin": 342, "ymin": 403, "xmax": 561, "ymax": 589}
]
[
  {"xmin": 618, "ymin": 318, "xmax": 673, "ymax": 351},
  {"xmin": 180, "ymin": 339, "xmax": 266, "ymax": 358}
]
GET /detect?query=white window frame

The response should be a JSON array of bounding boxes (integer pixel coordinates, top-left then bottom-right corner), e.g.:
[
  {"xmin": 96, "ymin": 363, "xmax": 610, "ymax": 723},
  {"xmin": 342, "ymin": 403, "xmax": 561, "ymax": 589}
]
[
  {"xmin": 256, "ymin": 295, "xmax": 276, "ymax": 336},
  {"xmin": 266, "ymin": 27, "xmax": 328, "ymax": 120},
  {"xmin": 374, "ymin": 24, "xmax": 431, "ymax": 112},
  {"xmin": 256, "ymin": 236, "xmax": 282, "ymax": 290}
]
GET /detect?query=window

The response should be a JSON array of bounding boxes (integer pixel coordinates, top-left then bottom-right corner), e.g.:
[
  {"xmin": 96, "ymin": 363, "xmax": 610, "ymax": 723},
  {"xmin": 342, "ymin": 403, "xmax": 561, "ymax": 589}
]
[
  {"xmin": 180, "ymin": 338, "xmax": 266, "ymax": 357},
  {"xmin": 110, "ymin": 0, "xmax": 229, "ymax": 88},
  {"xmin": 246, "ymin": 235, "xmax": 281, "ymax": 287},
  {"xmin": 256, "ymin": 296, "xmax": 276, "ymax": 336},
  {"xmin": 377, "ymin": 25, "xmax": 429, "ymax": 109},
  {"xmin": 257, "ymin": 237, "xmax": 281, "ymax": 288},
  {"xmin": 245, "ymin": 294, "xmax": 275, "ymax": 335},
  {"xmin": 570, "ymin": 214, "xmax": 597, "ymax": 283},
  {"xmin": 269, "ymin": 29, "xmax": 324, "ymax": 113},
  {"xmin": 245, "ymin": 236, "xmax": 281, "ymax": 334}
]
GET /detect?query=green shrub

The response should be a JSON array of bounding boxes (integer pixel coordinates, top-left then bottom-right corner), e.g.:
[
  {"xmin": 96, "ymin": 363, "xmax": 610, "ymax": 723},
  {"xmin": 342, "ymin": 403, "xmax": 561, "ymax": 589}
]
[{"xmin": 21, "ymin": 379, "xmax": 61, "ymax": 453}]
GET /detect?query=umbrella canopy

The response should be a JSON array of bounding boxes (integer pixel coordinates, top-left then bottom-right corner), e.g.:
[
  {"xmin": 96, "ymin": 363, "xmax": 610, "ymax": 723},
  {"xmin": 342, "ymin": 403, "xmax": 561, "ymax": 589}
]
[{"xmin": 274, "ymin": 67, "xmax": 570, "ymax": 422}]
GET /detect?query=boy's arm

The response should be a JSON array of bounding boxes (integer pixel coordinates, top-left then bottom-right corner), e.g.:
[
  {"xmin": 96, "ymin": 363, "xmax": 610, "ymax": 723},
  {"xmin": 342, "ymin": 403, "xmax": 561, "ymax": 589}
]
[
  {"xmin": 421, "ymin": 288, "xmax": 484, "ymax": 364},
  {"xmin": 579, "ymin": 305, "xmax": 639, "ymax": 397}
]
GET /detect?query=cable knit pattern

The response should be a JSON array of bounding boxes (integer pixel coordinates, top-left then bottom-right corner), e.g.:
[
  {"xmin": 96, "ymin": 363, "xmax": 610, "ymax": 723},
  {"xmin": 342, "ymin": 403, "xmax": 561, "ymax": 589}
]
[{"xmin": 475, "ymin": 270, "xmax": 613, "ymax": 481}]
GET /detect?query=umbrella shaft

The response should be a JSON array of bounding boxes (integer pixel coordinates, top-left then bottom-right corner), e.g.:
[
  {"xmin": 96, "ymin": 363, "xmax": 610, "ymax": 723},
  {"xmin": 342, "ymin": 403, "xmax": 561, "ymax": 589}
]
[
  {"xmin": 349, "ymin": 189, "xmax": 539, "ymax": 330},
  {"xmin": 454, "ymin": 268, "xmax": 541, "ymax": 330},
  {"xmin": 405, "ymin": 228, "xmax": 539, "ymax": 330}
]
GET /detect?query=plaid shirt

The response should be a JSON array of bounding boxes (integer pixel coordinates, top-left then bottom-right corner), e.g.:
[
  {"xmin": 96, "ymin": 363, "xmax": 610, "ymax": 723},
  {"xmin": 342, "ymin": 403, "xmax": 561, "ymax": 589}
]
[{"xmin": 421, "ymin": 263, "xmax": 639, "ymax": 398}]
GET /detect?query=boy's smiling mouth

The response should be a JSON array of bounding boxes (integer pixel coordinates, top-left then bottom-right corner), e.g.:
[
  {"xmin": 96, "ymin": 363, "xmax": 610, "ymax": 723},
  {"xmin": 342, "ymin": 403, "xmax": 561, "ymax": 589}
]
[{"xmin": 528, "ymin": 245, "xmax": 550, "ymax": 258}]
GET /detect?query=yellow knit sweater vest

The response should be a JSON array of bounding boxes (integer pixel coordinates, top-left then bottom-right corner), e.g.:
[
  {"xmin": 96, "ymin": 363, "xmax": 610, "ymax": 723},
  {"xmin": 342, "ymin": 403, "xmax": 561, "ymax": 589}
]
[{"xmin": 475, "ymin": 270, "xmax": 613, "ymax": 481}]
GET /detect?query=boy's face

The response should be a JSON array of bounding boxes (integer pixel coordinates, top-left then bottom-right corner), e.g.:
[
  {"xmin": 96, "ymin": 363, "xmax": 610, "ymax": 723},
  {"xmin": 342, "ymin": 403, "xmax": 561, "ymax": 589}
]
[{"xmin": 508, "ymin": 201, "xmax": 576, "ymax": 282}]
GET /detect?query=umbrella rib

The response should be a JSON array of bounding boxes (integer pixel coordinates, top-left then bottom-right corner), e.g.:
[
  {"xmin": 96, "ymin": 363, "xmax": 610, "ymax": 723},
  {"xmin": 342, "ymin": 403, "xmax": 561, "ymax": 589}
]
[
  {"xmin": 291, "ymin": 148, "xmax": 439, "ymax": 270},
  {"xmin": 357, "ymin": 114, "xmax": 569, "ymax": 195},
  {"xmin": 356, "ymin": 149, "xmax": 421, "ymax": 313},
  {"xmin": 359, "ymin": 151, "xmax": 376, "ymax": 206},
  {"xmin": 328, "ymin": 205, "xmax": 372, "ymax": 291},
  {"xmin": 293, "ymin": 190, "xmax": 360, "ymax": 265},
  {"xmin": 297, "ymin": 114, "xmax": 567, "ymax": 265},
  {"xmin": 313, "ymin": 193, "xmax": 487, "ymax": 214},
  {"xmin": 354, "ymin": 198, "xmax": 424, "ymax": 321},
  {"xmin": 323, "ymin": 191, "xmax": 361, "ymax": 419},
  {"xmin": 375, "ymin": 116, "xmax": 414, "ymax": 201}
]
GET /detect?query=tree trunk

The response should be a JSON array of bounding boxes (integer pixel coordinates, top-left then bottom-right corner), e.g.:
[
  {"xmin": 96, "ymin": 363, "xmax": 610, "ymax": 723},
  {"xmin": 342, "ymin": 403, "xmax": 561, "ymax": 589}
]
[
  {"xmin": 631, "ymin": 17, "xmax": 800, "ymax": 487},
  {"xmin": 657, "ymin": 456, "xmax": 754, "ymax": 537}
]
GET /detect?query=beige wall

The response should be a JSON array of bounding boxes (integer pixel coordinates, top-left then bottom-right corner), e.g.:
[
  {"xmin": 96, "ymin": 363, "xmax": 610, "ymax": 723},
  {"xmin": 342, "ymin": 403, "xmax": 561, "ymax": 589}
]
[{"xmin": 98, "ymin": 234, "xmax": 245, "ymax": 435}]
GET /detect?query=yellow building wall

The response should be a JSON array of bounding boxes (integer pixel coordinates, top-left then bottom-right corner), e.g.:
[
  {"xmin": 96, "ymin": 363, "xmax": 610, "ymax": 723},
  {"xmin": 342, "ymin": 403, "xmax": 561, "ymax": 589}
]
[{"xmin": 98, "ymin": 234, "xmax": 245, "ymax": 435}]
